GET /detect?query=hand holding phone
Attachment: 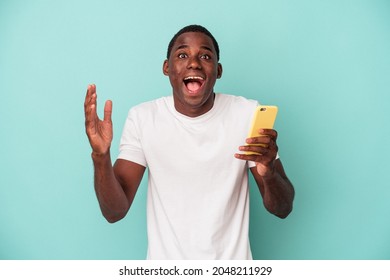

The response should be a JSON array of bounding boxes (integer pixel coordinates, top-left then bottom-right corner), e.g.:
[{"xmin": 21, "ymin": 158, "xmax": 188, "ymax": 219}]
[{"xmin": 244, "ymin": 105, "xmax": 278, "ymax": 155}]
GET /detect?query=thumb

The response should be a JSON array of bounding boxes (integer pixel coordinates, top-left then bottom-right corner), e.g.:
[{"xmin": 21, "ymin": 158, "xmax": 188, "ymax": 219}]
[{"xmin": 103, "ymin": 100, "xmax": 112, "ymax": 122}]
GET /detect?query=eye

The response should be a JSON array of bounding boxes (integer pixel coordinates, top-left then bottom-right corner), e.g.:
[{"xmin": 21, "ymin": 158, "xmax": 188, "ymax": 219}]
[
  {"xmin": 200, "ymin": 54, "xmax": 211, "ymax": 60},
  {"xmin": 178, "ymin": 53, "xmax": 187, "ymax": 59}
]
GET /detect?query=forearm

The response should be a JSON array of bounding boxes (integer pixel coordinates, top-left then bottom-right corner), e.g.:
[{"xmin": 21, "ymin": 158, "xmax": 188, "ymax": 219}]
[
  {"xmin": 92, "ymin": 151, "xmax": 129, "ymax": 223},
  {"xmin": 260, "ymin": 171, "xmax": 294, "ymax": 218}
]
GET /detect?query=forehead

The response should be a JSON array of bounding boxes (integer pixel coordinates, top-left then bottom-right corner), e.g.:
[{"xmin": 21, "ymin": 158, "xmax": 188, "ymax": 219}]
[{"xmin": 172, "ymin": 32, "xmax": 216, "ymax": 53}]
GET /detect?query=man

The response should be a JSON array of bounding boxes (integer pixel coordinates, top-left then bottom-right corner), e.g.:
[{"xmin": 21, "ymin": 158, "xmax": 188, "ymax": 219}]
[{"xmin": 84, "ymin": 25, "xmax": 294, "ymax": 259}]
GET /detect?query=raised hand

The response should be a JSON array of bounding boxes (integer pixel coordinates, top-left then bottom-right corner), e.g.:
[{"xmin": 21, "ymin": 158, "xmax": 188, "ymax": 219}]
[{"xmin": 84, "ymin": 84, "xmax": 113, "ymax": 155}]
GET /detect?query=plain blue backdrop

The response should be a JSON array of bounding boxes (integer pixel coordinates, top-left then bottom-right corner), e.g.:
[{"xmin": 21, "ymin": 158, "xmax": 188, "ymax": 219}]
[{"xmin": 1, "ymin": 0, "xmax": 389, "ymax": 259}]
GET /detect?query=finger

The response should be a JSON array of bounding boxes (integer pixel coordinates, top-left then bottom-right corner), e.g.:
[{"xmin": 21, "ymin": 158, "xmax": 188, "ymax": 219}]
[
  {"xmin": 84, "ymin": 85, "xmax": 97, "ymax": 115},
  {"xmin": 104, "ymin": 100, "xmax": 112, "ymax": 122},
  {"xmin": 84, "ymin": 84, "xmax": 96, "ymax": 106},
  {"xmin": 268, "ymin": 139, "xmax": 279, "ymax": 153},
  {"xmin": 246, "ymin": 136, "xmax": 271, "ymax": 146},
  {"xmin": 234, "ymin": 152, "xmax": 263, "ymax": 162},
  {"xmin": 85, "ymin": 84, "xmax": 97, "ymax": 107},
  {"xmin": 259, "ymin": 129, "xmax": 278, "ymax": 140},
  {"xmin": 235, "ymin": 149, "xmax": 277, "ymax": 165},
  {"xmin": 246, "ymin": 138, "xmax": 279, "ymax": 154},
  {"xmin": 84, "ymin": 84, "xmax": 98, "ymax": 134},
  {"xmin": 85, "ymin": 93, "xmax": 97, "ymax": 122},
  {"xmin": 85, "ymin": 103, "xmax": 98, "ymax": 136},
  {"xmin": 239, "ymin": 144, "xmax": 268, "ymax": 155}
]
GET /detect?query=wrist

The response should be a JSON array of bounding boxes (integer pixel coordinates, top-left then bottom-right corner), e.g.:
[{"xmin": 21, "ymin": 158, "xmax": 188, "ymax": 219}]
[
  {"xmin": 257, "ymin": 160, "xmax": 276, "ymax": 178},
  {"xmin": 91, "ymin": 149, "xmax": 110, "ymax": 161},
  {"xmin": 261, "ymin": 168, "xmax": 275, "ymax": 179}
]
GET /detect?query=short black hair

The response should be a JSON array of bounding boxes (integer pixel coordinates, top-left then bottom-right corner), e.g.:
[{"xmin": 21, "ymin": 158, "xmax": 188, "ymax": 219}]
[{"xmin": 166, "ymin": 25, "xmax": 220, "ymax": 61}]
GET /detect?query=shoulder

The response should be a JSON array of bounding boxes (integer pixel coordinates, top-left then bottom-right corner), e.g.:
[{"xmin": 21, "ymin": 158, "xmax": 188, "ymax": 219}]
[
  {"xmin": 216, "ymin": 93, "xmax": 259, "ymax": 110},
  {"xmin": 127, "ymin": 96, "xmax": 171, "ymax": 118},
  {"xmin": 129, "ymin": 96, "xmax": 168, "ymax": 112}
]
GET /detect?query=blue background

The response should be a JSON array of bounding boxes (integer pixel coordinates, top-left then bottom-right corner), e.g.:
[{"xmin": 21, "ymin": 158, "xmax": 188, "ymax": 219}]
[{"xmin": 1, "ymin": 0, "xmax": 389, "ymax": 259}]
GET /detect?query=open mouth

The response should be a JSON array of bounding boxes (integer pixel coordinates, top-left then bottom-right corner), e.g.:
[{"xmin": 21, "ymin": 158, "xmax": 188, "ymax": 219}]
[{"xmin": 183, "ymin": 76, "xmax": 205, "ymax": 93}]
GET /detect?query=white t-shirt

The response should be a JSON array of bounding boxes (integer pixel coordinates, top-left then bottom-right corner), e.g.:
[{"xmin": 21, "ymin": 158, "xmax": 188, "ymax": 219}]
[{"xmin": 118, "ymin": 93, "xmax": 258, "ymax": 259}]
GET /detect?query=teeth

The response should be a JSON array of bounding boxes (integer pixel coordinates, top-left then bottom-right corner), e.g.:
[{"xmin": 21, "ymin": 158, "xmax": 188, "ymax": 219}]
[{"xmin": 184, "ymin": 76, "xmax": 204, "ymax": 81}]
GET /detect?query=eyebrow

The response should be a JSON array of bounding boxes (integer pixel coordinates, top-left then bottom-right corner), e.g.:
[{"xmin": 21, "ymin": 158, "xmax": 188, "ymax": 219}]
[{"xmin": 175, "ymin": 44, "xmax": 213, "ymax": 53}]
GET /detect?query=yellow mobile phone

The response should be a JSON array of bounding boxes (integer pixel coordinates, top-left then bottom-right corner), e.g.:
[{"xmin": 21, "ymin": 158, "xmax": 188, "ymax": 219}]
[{"xmin": 245, "ymin": 105, "xmax": 278, "ymax": 155}]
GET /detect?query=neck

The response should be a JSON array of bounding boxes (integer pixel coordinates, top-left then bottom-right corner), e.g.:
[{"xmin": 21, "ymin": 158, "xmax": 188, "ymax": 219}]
[{"xmin": 174, "ymin": 92, "xmax": 216, "ymax": 118}]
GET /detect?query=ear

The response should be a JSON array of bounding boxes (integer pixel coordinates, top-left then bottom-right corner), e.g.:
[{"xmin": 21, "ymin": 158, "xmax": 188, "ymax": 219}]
[
  {"xmin": 163, "ymin": 59, "xmax": 169, "ymax": 76},
  {"xmin": 217, "ymin": 63, "xmax": 223, "ymax": 79}
]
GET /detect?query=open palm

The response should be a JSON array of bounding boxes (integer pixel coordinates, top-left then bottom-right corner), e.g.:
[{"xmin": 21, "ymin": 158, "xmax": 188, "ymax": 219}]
[{"xmin": 84, "ymin": 84, "xmax": 113, "ymax": 154}]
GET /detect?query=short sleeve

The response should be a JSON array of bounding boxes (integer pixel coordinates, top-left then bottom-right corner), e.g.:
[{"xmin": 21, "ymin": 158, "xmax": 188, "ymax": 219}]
[{"xmin": 117, "ymin": 109, "xmax": 147, "ymax": 167}]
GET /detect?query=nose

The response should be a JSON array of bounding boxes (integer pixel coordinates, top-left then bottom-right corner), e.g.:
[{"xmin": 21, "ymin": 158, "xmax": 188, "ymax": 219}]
[{"xmin": 187, "ymin": 56, "xmax": 202, "ymax": 69}]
